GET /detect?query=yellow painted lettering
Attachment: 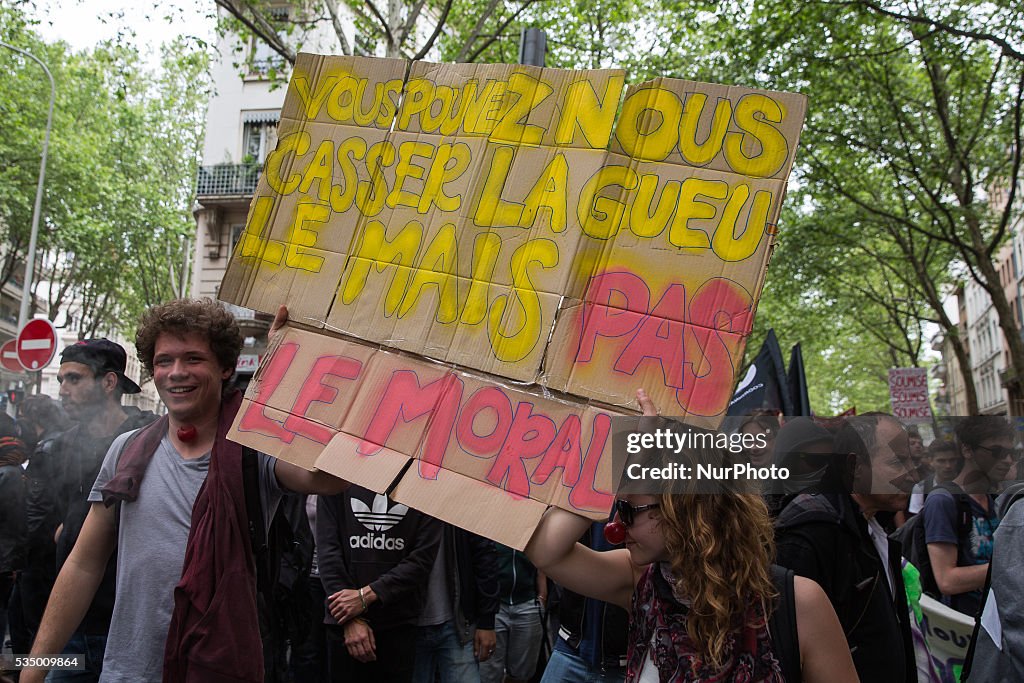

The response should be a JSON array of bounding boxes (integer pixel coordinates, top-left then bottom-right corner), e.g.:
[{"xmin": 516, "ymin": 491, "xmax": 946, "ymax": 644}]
[
  {"xmin": 419, "ymin": 142, "xmax": 471, "ymax": 213},
  {"xmin": 292, "ymin": 74, "xmax": 338, "ymax": 119},
  {"xmin": 284, "ymin": 202, "xmax": 329, "ymax": 272},
  {"xmin": 712, "ymin": 186, "xmax": 772, "ymax": 261},
  {"xmin": 352, "ymin": 78, "xmax": 381, "ymax": 127},
  {"xmin": 678, "ymin": 93, "xmax": 732, "ymax": 166},
  {"xmin": 467, "ymin": 81, "xmax": 507, "ymax": 135},
  {"xmin": 398, "ymin": 78, "xmax": 435, "ymax": 130},
  {"xmin": 554, "ymin": 75, "xmax": 625, "ymax": 149},
  {"xmin": 326, "ymin": 76, "xmax": 360, "ymax": 123},
  {"xmin": 491, "ymin": 72, "xmax": 553, "ymax": 146},
  {"xmin": 420, "ymin": 85, "xmax": 456, "ymax": 134},
  {"xmin": 355, "ymin": 141, "xmax": 396, "ymax": 217},
  {"xmin": 577, "ymin": 165, "xmax": 638, "ymax": 239},
  {"xmin": 669, "ymin": 177, "xmax": 726, "ymax": 249},
  {"xmin": 329, "ymin": 137, "xmax": 368, "ymax": 213},
  {"xmin": 399, "ymin": 224, "xmax": 459, "ymax": 323},
  {"xmin": 297, "ymin": 140, "xmax": 335, "ymax": 203},
  {"xmin": 461, "ymin": 232, "xmax": 501, "ymax": 326},
  {"xmin": 238, "ymin": 195, "xmax": 285, "ymax": 264},
  {"xmin": 377, "ymin": 79, "xmax": 403, "ymax": 126},
  {"xmin": 264, "ymin": 131, "xmax": 309, "ymax": 196},
  {"xmin": 521, "ymin": 153, "xmax": 568, "ymax": 232},
  {"xmin": 614, "ymin": 87, "xmax": 682, "ymax": 161},
  {"xmin": 342, "ymin": 219, "xmax": 423, "ymax": 315},
  {"xmin": 388, "ymin": 141, "xmax": 436, "ymax": 210},
  {"xmin": 475, "ymin": 146, "xmax": 525, "ymax": 227},
  {"xmin": 488, "ymin": 238, "xmax": 558, "ymax": 363},
  {"xmin": 724, "ymin": 94, "xmax": 789, "ymax": 178},
  {"xmin": 439, "ymin": 81, "xmax": 478, "ymax": 137},
  {"xmin": 628, "ymin": 175, "xmax": 678, "ymax": 238}
]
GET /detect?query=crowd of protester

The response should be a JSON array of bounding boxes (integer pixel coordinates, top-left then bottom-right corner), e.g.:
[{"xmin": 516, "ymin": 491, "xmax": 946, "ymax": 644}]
[{"xmin": 0, "ymin": 297, "xmax": 1020, "ymax": 682}]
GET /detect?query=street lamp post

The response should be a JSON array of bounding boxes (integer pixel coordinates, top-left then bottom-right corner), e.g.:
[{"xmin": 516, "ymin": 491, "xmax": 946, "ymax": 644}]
[{"xmin": 0, "ymin": 41, "xmax": 55, "ymax": 329}]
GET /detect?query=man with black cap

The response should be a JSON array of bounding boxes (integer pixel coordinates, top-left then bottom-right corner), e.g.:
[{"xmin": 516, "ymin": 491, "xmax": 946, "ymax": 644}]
[
  {"xmin": 24, "ymin": 339, "xmax": 155, "ymax": 682},
  {"xmin": 764, "ymin": 417, "xmax": 835, "ymax": 517}
]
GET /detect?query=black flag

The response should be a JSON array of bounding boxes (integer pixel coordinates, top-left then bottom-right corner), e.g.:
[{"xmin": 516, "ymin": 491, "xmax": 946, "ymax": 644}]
[
  {"xmin": 727, "ymin": 329, "xmax": 793, "ymax": 415},
  {"xmin": 787, "ymin": 343, "xmax": 811, "ymax": 416}
]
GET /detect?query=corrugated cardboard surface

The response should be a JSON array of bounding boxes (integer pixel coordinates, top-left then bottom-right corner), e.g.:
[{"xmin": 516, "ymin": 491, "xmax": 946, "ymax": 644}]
[
  {"xmin": 231, "ymin": 325, "xmax": 618, "ymax": 548},
  {"xmin": 220, "ymin": 53, "xmax": 806, "ymax": 547}
]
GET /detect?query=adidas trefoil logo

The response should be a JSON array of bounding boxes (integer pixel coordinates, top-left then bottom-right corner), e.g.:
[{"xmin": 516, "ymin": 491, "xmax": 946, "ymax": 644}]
[{"xmin": 351, "ymin": 493, "xmax": 409, "ymax": 532}]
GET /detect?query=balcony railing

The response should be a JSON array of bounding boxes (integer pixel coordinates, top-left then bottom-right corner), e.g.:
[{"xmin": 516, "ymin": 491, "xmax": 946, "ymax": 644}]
[{"xmin": 196, "ymin": 163, "xmax": 262, "ymax": 197}]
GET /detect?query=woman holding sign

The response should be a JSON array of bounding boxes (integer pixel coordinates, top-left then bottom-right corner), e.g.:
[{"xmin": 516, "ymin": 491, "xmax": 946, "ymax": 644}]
[{"xmin": 525, "ymin": 390, "xmax": 856, "ymax": 683}]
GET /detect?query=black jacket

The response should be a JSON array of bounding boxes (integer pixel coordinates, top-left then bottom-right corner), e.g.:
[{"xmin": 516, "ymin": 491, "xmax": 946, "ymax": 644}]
[
  {"xmin": 555, "ymin": 524, "xmax": 628, "ymax": 671},
  {"xmin": 316, "ymin": 487, "xmax": 442, "ymax": 631},
  {"xmin": 26, "ymin": 410, "xmax": 156, "ymax": 634},
  {"xmin": 775, "ymin": 491, "xmax": 915, "ymax": 683},
  {"xmin": 0, "ymin": 463, "xmax": 26, "ymax": 573},
  {"xmin": 440, "ymin": 523, "xmax": 500, "ymax": 645},
  {"xmin": 24, "ymin": 429, "xmax": 64, "ymax": 550}
]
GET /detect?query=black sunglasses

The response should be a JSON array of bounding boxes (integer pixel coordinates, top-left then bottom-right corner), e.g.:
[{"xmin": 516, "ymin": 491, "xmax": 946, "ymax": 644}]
[
  {"xmin": 975, "ymin": 444, "xmax": 1022, "ymax": 461},
  {"xmin": 615, "ymin": 499, "xmax": 660, "ymax": 526}
]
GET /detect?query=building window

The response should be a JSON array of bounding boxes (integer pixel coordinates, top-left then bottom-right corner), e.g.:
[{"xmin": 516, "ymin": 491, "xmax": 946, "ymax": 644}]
[
  {"xmin": 248, "ymin": 6, "xmax": 290, "ymax": 75},
  {"xmin": 231, "ymin": 224, "xmax": 246, "ymax": 248},
  {"xmin": 242, "ymin": 115, "xmax": 279, "ymax": 164}
]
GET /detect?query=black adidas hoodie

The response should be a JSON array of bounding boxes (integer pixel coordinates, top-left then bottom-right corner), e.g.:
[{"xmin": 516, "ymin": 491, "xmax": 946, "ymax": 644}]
[{"xmin": 315, "ymin": 485, "xmax": 442, "ymax": 631}]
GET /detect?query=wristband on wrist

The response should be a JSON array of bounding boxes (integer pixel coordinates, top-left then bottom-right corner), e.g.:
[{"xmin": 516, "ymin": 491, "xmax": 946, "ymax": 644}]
[{"xmin": 359, "ymin": 587, "xmax": 368, "ymax": 612}]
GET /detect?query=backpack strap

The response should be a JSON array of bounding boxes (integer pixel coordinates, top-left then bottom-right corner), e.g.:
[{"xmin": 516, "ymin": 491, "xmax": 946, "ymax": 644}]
[
  {"xmin": 961, "ymin": 559, "xmax": 992, "ymax": 680},
  {"xmin": 935, "ymin": 482, "xmax": 974, "ymax": 549},
  {"xmin": 242, "ymin": 446, "xmax": 270, "ymax": 593},
  {"xmin": 768, "ymin": 564, "xmax": 802, "ymax": 683},
  {"xmin": 923, "ymin": 475, "xmax": 936, "ymax": 495}
]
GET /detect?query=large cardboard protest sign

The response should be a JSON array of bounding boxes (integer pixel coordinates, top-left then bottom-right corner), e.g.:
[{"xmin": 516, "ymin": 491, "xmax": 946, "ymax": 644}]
[{"xmin": 221, "ymin": 54, "xmax": 806, "ymax": 547}]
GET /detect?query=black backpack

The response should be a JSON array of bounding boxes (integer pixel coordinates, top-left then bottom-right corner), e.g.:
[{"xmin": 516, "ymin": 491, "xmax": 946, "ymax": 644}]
[
  {"xmin": 890, "ymin": 482, "xmax": 972, "ymax": 598},
  {"xmin": 768, "ymin": 564, "xmax": 801, "ymax": 683},
  {"xmin": 242, "ymin": 450, "xmax": 315, "ymax": 682}
]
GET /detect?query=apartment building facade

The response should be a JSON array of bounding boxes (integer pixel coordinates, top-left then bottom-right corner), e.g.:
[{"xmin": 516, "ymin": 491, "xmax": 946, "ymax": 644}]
[{"xmin": 191, "ymin": 7, "xmax": 353, "ymax": 379}]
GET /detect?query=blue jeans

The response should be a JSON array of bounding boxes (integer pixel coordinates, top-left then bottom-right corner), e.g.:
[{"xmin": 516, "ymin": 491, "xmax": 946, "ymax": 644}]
[
  {"xmin": 45, "ymin": 632, "xmax": 106, "ymax": 683},
  {"xmin": 412, "ymin": 621, "xmax": 480, "ymax": 683},
  {"xmin": 480, "ymin": 600, "xmax": 543, "ymax": 682},
  {"xmin": 539, "ymin": 648, "xmax": 625, "ymax": 683}
]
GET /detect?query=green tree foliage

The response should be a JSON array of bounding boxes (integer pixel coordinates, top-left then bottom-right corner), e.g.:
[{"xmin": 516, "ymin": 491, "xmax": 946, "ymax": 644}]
[
  {"xmin": 212, "ymin": 0, "xmax": 540, "ymax": 68},
  {"xmin": 0, "ymin": 5, "xmax": 209, "ymax": 336},
  {"xmin": 641, "ymin": 0, "xmax": 1022, "ymax": 413}
]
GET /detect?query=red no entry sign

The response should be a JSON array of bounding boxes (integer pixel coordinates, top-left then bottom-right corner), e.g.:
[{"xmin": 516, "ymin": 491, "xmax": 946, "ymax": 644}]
[
  {"xmin": 0, "ymin": 339, "xmax": 21, "ymax": 373},
  {"xmin": 16, "ymin": 318, "xmax": 58, "ymax": 371}
]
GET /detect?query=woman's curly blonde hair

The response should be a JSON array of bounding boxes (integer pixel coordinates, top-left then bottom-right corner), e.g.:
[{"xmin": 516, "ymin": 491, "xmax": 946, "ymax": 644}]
[{"xmin": 656, "ymin": 488, "xmax": 776, "ymax": 670}]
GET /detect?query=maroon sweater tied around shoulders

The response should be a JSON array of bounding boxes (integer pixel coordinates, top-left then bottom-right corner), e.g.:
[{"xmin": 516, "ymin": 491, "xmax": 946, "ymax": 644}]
[{"xmin": 101, "ymin": 390, "xmax": 263, "ymax": 682}]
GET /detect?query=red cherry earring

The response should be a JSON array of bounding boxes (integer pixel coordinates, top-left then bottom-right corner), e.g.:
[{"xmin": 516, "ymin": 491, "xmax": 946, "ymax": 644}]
[{"xmin": 603, "ymin": 521, "xmax": 627, "ymax": 545}]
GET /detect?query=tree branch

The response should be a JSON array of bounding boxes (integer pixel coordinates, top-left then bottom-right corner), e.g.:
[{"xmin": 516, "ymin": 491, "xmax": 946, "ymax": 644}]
[{"xmin": 412, "ymin": 0, "xmax": 454, "ymax": 60}]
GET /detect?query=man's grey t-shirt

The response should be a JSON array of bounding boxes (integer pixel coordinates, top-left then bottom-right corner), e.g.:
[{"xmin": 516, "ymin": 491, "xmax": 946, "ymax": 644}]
[{"xmin": 88, "ymin": 430, "xmax": 283, "ymax": 683}]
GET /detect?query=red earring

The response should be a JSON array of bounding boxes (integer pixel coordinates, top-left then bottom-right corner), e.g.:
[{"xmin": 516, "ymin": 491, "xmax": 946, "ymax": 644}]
[{"xmin": 604, "ymin": 521, "xmax": 627, "ymax": 545}]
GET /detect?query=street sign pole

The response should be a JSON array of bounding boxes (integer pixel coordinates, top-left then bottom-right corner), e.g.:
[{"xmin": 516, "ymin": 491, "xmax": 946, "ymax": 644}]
[{"xmin": 0, "ymin": 41, "xmax": 56, "ymax": 328}]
